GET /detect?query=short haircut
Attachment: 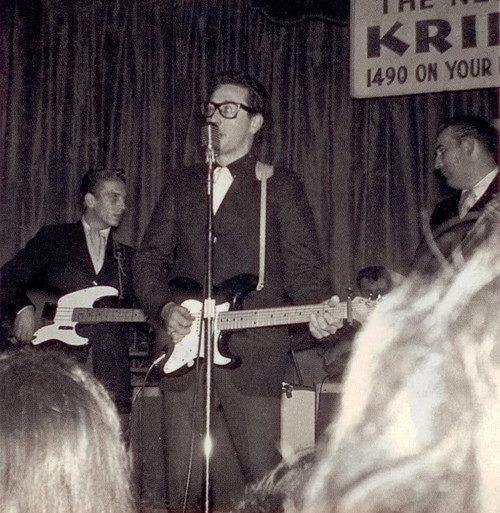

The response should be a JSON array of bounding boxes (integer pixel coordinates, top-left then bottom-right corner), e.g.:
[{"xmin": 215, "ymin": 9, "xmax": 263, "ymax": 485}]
[
  {"xmin": 438, "ymin": 115, "xmax": 498, "ymax": 162},
  {"xmin": 208, "ymin": 70, "xmax": 269, "ymax": 118},
  {"xmin": 355, "ymin": 265, "xmax": 392, "ymax": 290},
  {"xmin": 0, "ymin": 348, "xmax": 134, "ymax": 513},
  {"xmin": 80, "ymin": 168, "xmax": 126, "ymax": 198}
]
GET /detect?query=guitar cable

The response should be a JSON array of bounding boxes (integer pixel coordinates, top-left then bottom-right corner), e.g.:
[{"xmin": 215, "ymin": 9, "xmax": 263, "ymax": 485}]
[{"xmin": 130, "ymin": 296, "xmax": 209, "ymax": 513}]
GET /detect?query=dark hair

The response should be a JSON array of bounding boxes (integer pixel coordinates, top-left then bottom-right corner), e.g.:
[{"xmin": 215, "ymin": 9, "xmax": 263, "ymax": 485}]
[
  {"xmin": 0, "ymin": 348, "xmax": 135, "ymax": 513},
  {"xmin": 438, "ymin": 115, "xmax": 498, "ymax": 162},
  {"xmin": 208, "ymin": 70, "xmax": 269, "ymax": 118},
  {"xmin": 80, "ymin": 168, "xmax": 126, "ymax": 198},
  {"xmin": 355, "ymin": 266, "xmax": 392, "ymax": 289}
]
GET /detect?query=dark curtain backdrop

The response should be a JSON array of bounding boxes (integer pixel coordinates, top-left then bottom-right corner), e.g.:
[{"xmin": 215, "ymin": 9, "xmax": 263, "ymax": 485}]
[{"xmin": 1, "ymin": 0, "xmax": 497, "ymax": 293}]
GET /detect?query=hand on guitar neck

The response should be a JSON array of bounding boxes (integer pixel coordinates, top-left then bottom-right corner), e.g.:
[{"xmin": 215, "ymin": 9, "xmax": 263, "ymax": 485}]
[{"xmin": 309, "ymin": 295, "xmax": 373, "ymax": 340}]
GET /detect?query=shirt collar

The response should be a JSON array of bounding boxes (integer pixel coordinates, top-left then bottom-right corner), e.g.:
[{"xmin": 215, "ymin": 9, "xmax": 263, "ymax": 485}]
[
  {"xmin": 81, "ymin": 218, "xmax": 111, "ymax": 240},
  {"xmin": 462, "ymin": 167, "xmax": 498, "ymax": 201}
]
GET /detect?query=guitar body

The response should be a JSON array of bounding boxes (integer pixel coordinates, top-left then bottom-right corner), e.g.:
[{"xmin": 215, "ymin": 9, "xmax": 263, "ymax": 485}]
[
  {"xmin": 161, "ymin": 274, "xmax": 258, "ymax": 374},
  {"xmin": 159, "ymin": 273, "xmax": 374, "ymax": 376},
  {"xmin": 32, "ymin": 286, "xmax": 119, "ymax": 346}
]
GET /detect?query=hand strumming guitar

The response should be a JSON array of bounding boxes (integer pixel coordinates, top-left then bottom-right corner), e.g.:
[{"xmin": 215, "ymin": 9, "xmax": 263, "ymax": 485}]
[
  {"xmin": 13, "ymin": 306, "xmax": 36, "ymax": 344},
  {"xmin": 161, "ymin": 302, "xmax": 195, "ymax": 345}
]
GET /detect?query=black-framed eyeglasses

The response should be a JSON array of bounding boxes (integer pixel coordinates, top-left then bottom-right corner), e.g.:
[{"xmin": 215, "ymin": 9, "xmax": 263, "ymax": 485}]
[{"xmin": 201, "ymin": 101, "xmax": 254, "ymax": 119}]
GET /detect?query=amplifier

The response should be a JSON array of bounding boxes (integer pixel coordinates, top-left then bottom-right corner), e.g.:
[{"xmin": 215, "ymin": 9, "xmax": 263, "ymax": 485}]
[
  {"xmin": 280, "ymin": 383, "xmax": 316, "ymax": 457},
  {"xmin": 315, "ymin": 381, "xmax": 342, "ymax": 442}
]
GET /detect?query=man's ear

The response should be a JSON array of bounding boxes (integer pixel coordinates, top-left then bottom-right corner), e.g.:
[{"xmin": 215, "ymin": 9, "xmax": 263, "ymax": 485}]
[
  {"xmin": 461, "ymin": 137, "xmax": 476, "ymax": 157},
  {"xmin": 84, "ymin": 192, "xmax": 96, "ymax": 210},
  {"xmin": 250, "ymin": 113, "xmax": 264, "ymax": 134}
]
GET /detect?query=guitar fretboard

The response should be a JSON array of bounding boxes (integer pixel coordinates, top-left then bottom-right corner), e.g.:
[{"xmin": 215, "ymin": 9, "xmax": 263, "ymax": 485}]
[
  {"xmin": 217, "ymin": 302, "xmax": 365, "ymax": 331},
  {"xmin": 68, "ymin": 308, "xmax": 146, "ymax": 323}
]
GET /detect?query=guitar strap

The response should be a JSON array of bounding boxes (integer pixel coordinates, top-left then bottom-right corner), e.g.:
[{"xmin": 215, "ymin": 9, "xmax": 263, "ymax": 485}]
[
  {"xmin": 112, "ymin": 238, "xmax": 126, "ymax": 300},
  {"xmin": 255, "ymin": 161, "xmax": 274, "ymax": 291}
]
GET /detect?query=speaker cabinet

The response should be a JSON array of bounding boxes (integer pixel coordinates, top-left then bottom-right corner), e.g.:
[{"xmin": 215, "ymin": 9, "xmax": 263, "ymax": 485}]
[
  {"xmin": 280, "ymin": 384, "xmax": 316, "ymax": 456},
  {"xmin": 315, "ymin": 381, "xmax": 342, "ymax": 442}
]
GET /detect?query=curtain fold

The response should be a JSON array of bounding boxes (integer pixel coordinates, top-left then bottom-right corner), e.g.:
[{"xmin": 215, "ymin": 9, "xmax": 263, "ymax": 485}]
[{"xmin": 1, "ymin": 0, "xmax": 497, "ymax": 293}]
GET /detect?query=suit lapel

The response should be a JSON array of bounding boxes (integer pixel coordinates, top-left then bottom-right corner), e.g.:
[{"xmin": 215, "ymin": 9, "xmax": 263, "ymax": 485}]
[
  {"xmin": 473, "ymin": 174, "xmax": 498, "ymax": 212},
  {"xmin": 213, "ymin": 170, "xmax": 261, "ymax": 233}
]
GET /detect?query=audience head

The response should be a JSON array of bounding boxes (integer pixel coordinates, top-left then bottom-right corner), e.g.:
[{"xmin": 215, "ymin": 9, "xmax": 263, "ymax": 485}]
[
  {"xmin": 0, "ymin": 348, "xmax": 135, "ymax": 513},
  {"xmin": 232, "ymin": 452, "xmax": 316, "ymax": 513},
  {"xmin": 302, "ymin": 232, "xmax": 499, "ymax": 513},
  {"xmin": 434, "ymin": 115, "xmax": 497, "ymax": 190}
]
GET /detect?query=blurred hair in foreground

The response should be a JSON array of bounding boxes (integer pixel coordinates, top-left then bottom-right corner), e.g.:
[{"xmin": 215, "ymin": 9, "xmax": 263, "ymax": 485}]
[
  {"xmin": 0, "ymin": 348, "xmax": 135, "ymax": 513},
  {"xmin": 235, "ymin": 207, "xmax": 499, "ymax": 513},
  {"xmin": 303, "ymin": 223, "xmax": 499, "ymax": 513}
]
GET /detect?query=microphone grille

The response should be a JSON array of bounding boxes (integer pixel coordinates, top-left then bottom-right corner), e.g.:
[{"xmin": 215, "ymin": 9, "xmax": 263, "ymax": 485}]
[{"xmin": 202, "ymin": 123, "xmax": 220, "ymax": 156}]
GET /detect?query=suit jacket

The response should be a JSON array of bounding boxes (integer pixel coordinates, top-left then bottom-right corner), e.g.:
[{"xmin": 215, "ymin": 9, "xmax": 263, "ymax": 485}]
[
  {"xmin": 0, "ymin": 221, "xmax": 135, "ymax": 413},
  {"xmin": 430, "ymin": 173, "xmax": 498, "ymax": 228},
  {"xmin": 133, "ymin": 152, "xmax": 332, "ymax": 395},
  {"xmin": 415, "ymin": 174, "xmax": 498, "ymax": 275}
]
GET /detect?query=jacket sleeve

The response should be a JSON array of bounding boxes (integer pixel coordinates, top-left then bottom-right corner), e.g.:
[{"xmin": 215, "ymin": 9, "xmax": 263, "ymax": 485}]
[
  {"xmin": 132, "ymin": 183, "xmax": 179, "ymax": 323},
  {"xmin": 0, "ymin": 226, "xmax": 54, "ymax": 318},
  {"xmin": 272, "ymin": 170, "xmax": 333, "ymax": 305}
]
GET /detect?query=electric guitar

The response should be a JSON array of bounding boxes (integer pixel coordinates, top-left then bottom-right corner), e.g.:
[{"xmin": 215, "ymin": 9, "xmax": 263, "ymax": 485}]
[
  {"xmin": 160, "ymin": 274, "xmax": 375, "ymax": 375},
  {"xmin": 28, "ymin": 286, "xmax": 146, "ymax": 346}
]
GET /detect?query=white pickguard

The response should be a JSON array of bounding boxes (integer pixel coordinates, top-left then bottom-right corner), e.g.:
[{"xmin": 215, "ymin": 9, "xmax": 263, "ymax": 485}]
[
  {"xmin": 163, "ymin": 299, "xmax": 232, "ymax": 374},
  {"xmin": 31, "ymin": 286, "xmax": 118, "ymax": 346}
]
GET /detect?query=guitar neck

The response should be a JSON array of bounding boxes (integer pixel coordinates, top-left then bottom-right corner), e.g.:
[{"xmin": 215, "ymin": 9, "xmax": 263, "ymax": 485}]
[
  {"xmin": 218, "ymin": 302, "xmax": 352, "ymax": 331},
  {"xmin": 71, "ymin": 308, "xmax": 146, "ymax": 323}
]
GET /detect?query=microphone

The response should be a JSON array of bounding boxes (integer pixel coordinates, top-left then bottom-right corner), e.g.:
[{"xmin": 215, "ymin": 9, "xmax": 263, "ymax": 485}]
[{"xmin": 201, "ymin": 123, "xmax": 220, "ymax": 164}]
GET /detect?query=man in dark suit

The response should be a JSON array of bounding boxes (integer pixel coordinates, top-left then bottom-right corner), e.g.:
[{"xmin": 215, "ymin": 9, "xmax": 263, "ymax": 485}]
[
  {"xmin": 410, "ymin": 116, "xmax": 498, "ymax": 274},
  {"xmin": 133, "ymin": 71, "xmax": 340, "ymax": 511},
  {"xmin": 0, "ymin": 168, "xmax": 135, "ymax": 416},
  {"xmin": 430, "ymin": 115, "xmax": 498, "ymax": 228}
]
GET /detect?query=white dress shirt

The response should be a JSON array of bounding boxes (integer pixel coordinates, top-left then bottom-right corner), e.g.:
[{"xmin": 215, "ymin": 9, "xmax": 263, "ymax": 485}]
[
  {"xmin": 212, "ymin": 166, "xmax": 234, "ymax": 214},
  {"xmin": 459, "ymin": 167, "xmax": 498, "ymax": 218},
  {"xmin": 82, "ymin": 218, "xmax": 111, "ymax": 273}
]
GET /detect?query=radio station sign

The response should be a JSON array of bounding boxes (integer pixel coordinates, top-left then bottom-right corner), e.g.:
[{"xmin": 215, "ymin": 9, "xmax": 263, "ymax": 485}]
[{"xmin": 350, "ymin": 0, "xmax": 499, "ymax": 98}]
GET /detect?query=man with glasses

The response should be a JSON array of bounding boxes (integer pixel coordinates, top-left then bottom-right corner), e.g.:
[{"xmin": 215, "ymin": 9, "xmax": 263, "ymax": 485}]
[{"xmin": 133, "ymin": 71, "xmax": 339, "ymax": 511}]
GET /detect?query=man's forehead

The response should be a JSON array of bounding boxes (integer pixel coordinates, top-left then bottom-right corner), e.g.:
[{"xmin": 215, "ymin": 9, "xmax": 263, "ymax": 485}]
[
  {"xmin": 210, "ymin": 83, "xmax": 248, "ymax": 103},
  {"xmin": 436, "ymin": 127, "xmax": 457, "ymax": 146}
]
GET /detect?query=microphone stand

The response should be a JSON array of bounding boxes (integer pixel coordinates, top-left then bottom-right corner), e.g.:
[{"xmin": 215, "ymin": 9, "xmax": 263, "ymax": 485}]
[{"xmin": 202, "ymin": 126, "xmax": 217, "ymax": 513}]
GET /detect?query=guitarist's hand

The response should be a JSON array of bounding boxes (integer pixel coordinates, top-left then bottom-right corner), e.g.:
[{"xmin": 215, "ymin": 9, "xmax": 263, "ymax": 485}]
[
  {"xmin": 13, "ymin": 306, "xmax": 36, "ymax": 344},
  {"xmin": 309, "ymin": 296, "xmax": 343, "ymax": 339},
  {"xmin": 160, "ymin": 302, "xmax": 194, "ymax": 344}
]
